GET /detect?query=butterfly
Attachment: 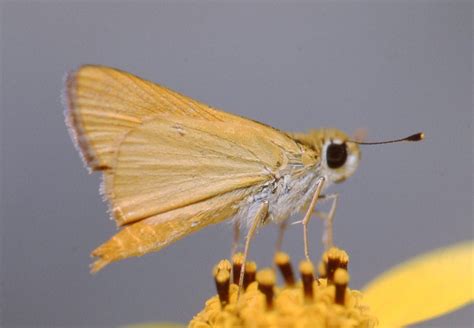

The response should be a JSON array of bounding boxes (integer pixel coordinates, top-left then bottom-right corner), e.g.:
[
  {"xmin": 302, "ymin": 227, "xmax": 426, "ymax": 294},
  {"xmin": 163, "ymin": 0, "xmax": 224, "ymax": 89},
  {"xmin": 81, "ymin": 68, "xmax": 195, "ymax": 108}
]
[{"xmin": 65, "ymin": 65, "xmax": 423, "ymax": 286}]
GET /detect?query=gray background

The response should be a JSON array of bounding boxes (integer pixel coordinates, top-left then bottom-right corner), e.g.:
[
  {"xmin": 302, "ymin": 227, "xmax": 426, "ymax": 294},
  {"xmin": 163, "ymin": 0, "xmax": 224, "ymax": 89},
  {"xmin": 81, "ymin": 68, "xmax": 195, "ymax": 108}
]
[{"xmin": 1, "ymin": 1, "xmax": 472, "ymax": 327}]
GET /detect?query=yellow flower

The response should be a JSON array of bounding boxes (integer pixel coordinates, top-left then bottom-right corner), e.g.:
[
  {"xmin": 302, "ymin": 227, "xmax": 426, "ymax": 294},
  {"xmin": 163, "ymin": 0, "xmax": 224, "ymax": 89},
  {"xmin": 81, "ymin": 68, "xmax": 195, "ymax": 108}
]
[
  {"xmin": 129, "ymin": 241, "xmax": 473, "ymax": 327},
  {"xmin": 190, "ymin": 249, "xmax": 377, "ymax": 328}
]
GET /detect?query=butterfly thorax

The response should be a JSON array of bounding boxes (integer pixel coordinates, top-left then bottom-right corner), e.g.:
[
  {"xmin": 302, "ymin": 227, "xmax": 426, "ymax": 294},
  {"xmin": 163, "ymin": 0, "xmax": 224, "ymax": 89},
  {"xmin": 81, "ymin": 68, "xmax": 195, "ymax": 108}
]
[
  {"xmin": 235, "ymin": 158, "xmax": 324, "ymax": 229},
  {"xmin": 235, "ymin": 129, "xmax": 355, "ymax": 229}
]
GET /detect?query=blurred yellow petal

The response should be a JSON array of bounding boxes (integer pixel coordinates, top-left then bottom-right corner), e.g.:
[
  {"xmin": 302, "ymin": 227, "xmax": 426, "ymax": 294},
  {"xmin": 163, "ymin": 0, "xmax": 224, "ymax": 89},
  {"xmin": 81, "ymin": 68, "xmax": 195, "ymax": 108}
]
[{"xmin": 363, "ymin": 241, "xmax": 474, "ymax": 327}]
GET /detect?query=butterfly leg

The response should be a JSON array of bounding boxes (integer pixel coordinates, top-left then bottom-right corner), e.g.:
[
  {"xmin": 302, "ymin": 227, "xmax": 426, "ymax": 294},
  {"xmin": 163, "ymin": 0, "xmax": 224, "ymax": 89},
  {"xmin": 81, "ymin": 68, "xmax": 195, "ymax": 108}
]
[
  {"xmin": 315, "ymin": 193, "xmax": 339, "ymax": 250},
  {"xmin": 302, "ymin": 178, "xmax": 325, "ymax": 264},
  {"xmin": 275, "ymin": 221, "xmax": 288, "ymax": 252},
  {"xmin": 231, "ymin": 221, "xmax": 240, "ymax": 258},
  {"xmin": 238, "ymin": 201, "xmax": 269, "ymax": 298}
]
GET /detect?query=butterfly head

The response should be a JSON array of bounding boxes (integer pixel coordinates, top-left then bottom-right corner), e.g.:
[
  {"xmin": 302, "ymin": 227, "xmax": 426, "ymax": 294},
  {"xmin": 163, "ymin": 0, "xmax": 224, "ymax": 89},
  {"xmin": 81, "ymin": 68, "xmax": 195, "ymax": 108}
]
[
  {"xmin": 296, "ymin": 128, "xmax": 424, "ymax": 184},
  {"xmin": 318, "ymin": 129, "xmax": 360, "ymax": 184},
  {"xmin": 292, "ymin": 129, "xmax": 360, "ymax": 184}
]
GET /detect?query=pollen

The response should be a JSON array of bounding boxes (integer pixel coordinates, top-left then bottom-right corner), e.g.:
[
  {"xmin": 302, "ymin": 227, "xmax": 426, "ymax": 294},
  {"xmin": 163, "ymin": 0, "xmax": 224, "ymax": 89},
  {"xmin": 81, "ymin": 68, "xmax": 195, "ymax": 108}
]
[{"xmin": 190, "ymin": 248, "xmax": 377, "ymax": 328}]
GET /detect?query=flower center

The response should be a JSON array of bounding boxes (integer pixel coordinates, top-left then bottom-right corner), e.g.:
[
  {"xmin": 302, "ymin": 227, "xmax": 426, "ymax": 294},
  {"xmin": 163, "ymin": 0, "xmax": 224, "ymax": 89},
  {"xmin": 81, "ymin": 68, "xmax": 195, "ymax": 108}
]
[{"xmin": 190, "ymin": 247, "xmax": 378, "ymax": 328}]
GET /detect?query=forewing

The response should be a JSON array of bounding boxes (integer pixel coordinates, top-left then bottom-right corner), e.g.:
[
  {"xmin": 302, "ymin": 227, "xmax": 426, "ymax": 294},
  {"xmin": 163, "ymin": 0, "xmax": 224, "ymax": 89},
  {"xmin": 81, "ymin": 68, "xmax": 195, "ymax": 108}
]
[
  {"xmin": 66, "ymin": 65, "xmax": 305, "ymax": 226},
  {"xmin": 107, "ymin": 114, "xmax": 304, "ymax": 225},
  {"xmin": 66, "ymin": 65, "xmax": 228, "ymax": 170}
]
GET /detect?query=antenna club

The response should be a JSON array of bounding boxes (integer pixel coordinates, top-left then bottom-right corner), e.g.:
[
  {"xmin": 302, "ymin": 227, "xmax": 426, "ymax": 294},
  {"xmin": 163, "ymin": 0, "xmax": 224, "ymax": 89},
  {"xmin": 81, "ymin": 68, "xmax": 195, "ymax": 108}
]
[{"xmin": 409, "ymin": 132, "xmax": 424, "ymax": 141}]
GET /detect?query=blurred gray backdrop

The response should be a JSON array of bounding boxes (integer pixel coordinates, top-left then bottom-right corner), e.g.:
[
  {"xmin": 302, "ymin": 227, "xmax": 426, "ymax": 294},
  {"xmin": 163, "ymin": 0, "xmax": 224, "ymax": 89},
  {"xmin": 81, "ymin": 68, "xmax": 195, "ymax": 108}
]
[{"xmin": 1, "ymin": 1, "xmax": 472, "ymax": 327}]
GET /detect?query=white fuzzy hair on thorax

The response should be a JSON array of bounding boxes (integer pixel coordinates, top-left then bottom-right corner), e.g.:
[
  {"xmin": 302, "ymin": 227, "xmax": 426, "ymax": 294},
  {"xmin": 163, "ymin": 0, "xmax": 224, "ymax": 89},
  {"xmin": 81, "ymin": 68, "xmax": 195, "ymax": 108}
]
[{"xmin": 234, "ymin": 164, "xmax": 329, "ymax": 230}]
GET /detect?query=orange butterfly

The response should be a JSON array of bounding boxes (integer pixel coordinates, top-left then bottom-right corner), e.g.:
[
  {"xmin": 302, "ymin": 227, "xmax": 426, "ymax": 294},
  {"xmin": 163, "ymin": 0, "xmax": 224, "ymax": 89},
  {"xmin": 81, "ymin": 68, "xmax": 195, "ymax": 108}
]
[{"xmin": 65, "ymin": 66, "xmax": 422, "ymax": 287}]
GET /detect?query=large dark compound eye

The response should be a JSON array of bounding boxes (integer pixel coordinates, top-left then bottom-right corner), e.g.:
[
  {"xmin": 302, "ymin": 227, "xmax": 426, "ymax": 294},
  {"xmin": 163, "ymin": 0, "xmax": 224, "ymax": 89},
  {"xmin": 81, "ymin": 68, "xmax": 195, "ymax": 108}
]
[{"xmin": 326, "ymin": 143, "xmax": 348, "ymax": 169}]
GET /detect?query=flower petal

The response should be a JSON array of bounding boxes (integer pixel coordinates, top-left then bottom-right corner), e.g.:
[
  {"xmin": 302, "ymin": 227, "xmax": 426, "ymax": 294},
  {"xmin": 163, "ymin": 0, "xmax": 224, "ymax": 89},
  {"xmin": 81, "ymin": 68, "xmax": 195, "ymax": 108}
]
[{"xmin": 362, "ymin": 241, "xmax": 473, "ymax": 327}]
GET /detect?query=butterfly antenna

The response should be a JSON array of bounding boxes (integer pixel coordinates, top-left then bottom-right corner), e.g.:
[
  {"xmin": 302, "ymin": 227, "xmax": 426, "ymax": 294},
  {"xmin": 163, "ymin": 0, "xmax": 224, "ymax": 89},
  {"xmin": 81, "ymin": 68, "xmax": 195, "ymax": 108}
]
[{"xmin": 348, "ymin": 132, "xmax": 424, "ymax": 145}]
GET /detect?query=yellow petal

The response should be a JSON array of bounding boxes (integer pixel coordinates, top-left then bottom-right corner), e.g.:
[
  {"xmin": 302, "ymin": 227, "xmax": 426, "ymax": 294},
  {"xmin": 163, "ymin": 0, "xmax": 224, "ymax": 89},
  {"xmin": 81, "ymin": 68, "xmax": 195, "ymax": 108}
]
[{"xmin": 362, "ymin": 241, "xmax": 474, "ymax": 327}]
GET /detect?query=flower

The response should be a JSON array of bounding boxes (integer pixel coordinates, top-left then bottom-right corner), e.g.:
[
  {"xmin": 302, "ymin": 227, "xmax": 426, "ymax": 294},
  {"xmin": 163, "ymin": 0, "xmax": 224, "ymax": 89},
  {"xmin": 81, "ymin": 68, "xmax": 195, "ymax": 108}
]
[
  {"xmin": 128, "ymin": 241, "xmax": 473, "ymax": 327},
  {"xmin": 190, "ymin": 248, "xmax": 376, "ymax": 328}
]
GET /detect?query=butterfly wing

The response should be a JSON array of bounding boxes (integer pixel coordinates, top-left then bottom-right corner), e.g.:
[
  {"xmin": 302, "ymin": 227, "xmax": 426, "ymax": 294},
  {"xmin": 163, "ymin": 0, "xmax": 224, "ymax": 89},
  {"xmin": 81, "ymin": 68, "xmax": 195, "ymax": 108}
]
[
  {"xmin": 66, "ymin": 65, "xmax": 304, "ymax": 227},
  {"xmin": 90, "ymin": 188, "xmax": 251, "ymax": 273},
  {"xmin": 65, "ymin": 66, "xmax": 312, "ymax": 270},
  {"xmin": 66, "ymin": 65, "xmax": 228, "ymax": 170},
  {"xmin": 105, "ymin": 115, "xmax": 286, "ymax": 225}
]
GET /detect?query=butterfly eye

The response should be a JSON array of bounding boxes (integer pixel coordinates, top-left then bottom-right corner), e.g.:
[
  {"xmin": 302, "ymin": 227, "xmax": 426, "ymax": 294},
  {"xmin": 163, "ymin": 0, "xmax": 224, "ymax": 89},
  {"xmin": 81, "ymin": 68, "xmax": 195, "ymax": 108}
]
[{"xmin": 326, "ymin": 143, "xmax": 348, "ymax": 169}]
